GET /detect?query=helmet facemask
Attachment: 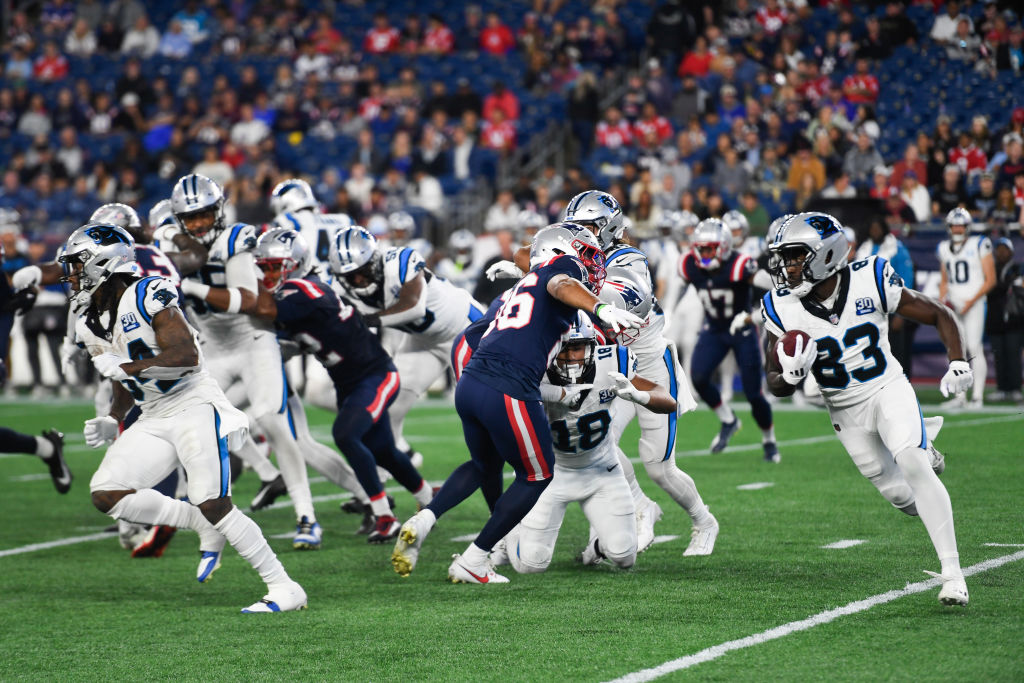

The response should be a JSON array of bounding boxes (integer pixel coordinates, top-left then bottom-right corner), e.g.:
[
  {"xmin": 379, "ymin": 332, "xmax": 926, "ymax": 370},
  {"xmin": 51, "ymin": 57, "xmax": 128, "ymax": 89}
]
[
  {"xmin": 768, "ymin": 243, "xmax": 816, "ymax": 297},
  {"xmin": 548, "ymin": 339, "xmax": 597, "ymax": 386},
  {"xmin": 256, "ymin": 256, "xmax": 299, "ymax": 292},
  {"xmin": 693, "ymin": 239, "xmax": 728, "ymax": 270},
  {"xmin": 572, "ymin": 239, "xmax": 606, "ymax": 293},
  {"xmin": 342, "ymin": 252, "xmax": 383, "ymax": 296},
  {"xmin": 176, "ymin": 204, "xmax": 224, "ymax": 246}
]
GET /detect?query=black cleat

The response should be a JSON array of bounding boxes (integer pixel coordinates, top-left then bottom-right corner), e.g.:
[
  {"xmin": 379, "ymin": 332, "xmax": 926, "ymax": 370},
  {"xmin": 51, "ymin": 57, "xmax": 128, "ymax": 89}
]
[
  {"xmin": 710, "ymin": 419, "xmax": 742, "ymax": 454},
  {"xmin": 40, "ymin": 429, "xmax": 72, "ymax": 494},
  {"xmin": 763, "ymin": 441, "xmax": 780, "ymax": 463},
  {"xmin": 250, "ymin": 475, "xmax": 287, "ymax": 511},
  {"xmin": 341, "ymin": 495, "xmax": 395, "ymax": 515},
  {"xmin": 367, "ymin": 515, "xmax": 400, "ymax": 544}
]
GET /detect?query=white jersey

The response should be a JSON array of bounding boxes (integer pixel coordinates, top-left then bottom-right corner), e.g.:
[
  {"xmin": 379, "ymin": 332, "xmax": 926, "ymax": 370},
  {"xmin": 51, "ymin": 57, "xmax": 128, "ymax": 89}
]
[
  {"xmin": 937, "ymin": 235, "xmax": 992, "ymax": 307},
  {"xmin": 341, "ymin": 245, "xmax": 485, "ymax": 344},
  {"xmin": 541, "ymin": 344, "xmax": 637, "ymax": 471},
  {"xmin": 760, "ymin": 255, "xmax": 905, "ymax": 409},
  {"xmin": 433, "ymin": 257, "xmax": 480, "ymax": 293},
  {"xmin": 75, "ymin": 276, "xmax": 221, "ymax": 417},
  {"xmin": 273, "ymin": 209, "xmax": 352, "ymax": 275},
  {"xmin": 150, "ymin": 225, "xmax": 181, "ymax": 255},
  {"xmin": 181, "ymin": 222, "xmax": 264, "ymax": 350},
  {"xmin": 603, "ymin": 243, "xmax": 668, "ymax": 367},
  {"xmin": 735, "ymin": 235, "xmax": 766, "ymax": 259}
]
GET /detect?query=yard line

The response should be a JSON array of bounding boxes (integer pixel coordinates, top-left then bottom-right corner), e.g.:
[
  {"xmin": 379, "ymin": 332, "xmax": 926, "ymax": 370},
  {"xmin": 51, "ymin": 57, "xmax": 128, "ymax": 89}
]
[
  {"xmin": 0, "ymin": 531, "xmax": 116, "ymax": 558},
  {"xmin": 820, "ymin": 539, "xmax": 867, "ymax": 549},
  {"xmin": 603, "ymin": 549, "xmax": 1024, "ymax": 683}
]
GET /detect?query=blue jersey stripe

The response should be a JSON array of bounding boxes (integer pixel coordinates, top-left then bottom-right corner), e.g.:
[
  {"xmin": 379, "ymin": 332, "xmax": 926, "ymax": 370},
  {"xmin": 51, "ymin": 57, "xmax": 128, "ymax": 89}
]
[
  {"xmin": 616, "ymin": 346, "xmax": 629, "ymax": 376},
  {"xmin": 214, "ymin": 408, "xmax": 229, "ymax": 498},
  {"xmin": 662, "ymin": 347, "xmax": 678, "ymax": 462},
  {"xmin": 873, "ymin": 257, "xmax": 888, "ymax": 313},
  {"xmin": 762, "ymin": 292, "xmax": 784, "ymax": 332},
  {"xmin": 398, "ymin": 248, "xmax": 413, "ymax": 282},
  {"xmin": 135, "ymin": 276, "xmax": 159, "ymax": 324},
  {"xmin": 284, "ymin": 213, "xmax": 301, "ymax": 232},
  {"xmin": 916, "ymin": 400, "xmax": 927, "ymax": 449},
  {"xmin": 226, "ymin": 223, "xmax": 246, "ymax": 258},
  {"xmin": 467, "ymin": 303, "xmax": 485, "ymax": 322},
  {"xmin": 606, "ymin": 247, "xmax": 644, "ymax": 265},
  {"xmin": 278, "ymin": 364, "xmax": 288, "ymax": 414}
]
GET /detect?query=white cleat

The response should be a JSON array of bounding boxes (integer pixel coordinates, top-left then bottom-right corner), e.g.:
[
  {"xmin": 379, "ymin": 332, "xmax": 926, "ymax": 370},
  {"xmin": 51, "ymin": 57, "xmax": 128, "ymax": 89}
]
[
  {"xmin": 924, "ymin": 571, "xmax": 968, "ymax": 606},
  {"xmin": 489, "ymin": 538, "xmax": 509, "ymax": 567},
  {"xmin": 391, "ymin": 511, "xmax": 434, "ymax": 577},
  {"xmin": 241, "ymin": 580, "xmax": 308, "ymax": 613},
  {"xmin": 683, "ymin": 513, "xmax": 719, "ymax": 556},
  {"xmin": 196, "ymin": 550, "xmax": 221, "ymax": 583},
  {"xmin": 448, "ymin": 554, "xmax": 510, "ymax": 584},
  {"xmin": 636, "ymin": 499, "xmax": 663, "ymax": 554},
  {"xmin": 939, "ymin": 395, "xmax": 965, "ymax": 410}
]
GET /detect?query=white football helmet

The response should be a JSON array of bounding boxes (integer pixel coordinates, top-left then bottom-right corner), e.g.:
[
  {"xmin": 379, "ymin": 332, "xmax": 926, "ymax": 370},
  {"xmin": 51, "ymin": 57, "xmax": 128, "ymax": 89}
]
[
  {"xmin": 170, "ymin": 173, "xmax": 226, "ymax": 245},
  {"xmin": 945, "ymin": 207, "xmax": 973, "ymax": 245},
  {"xmin": 388, "ymin": 211, "xmax": 416, "ymax": 243},
  {"xmin": 270, "ymin": 178, "xmax": 318, "ymax": 215},
  {"xmin": 766, "ymin": 211, "xmax": 848, "ymax": 298},
  {"xmin": 564, "ymin": 190, "xmax": 625, "ymax": 249},
  {"xmin": 254, "ymin": 228, "xmax": 312, "ymax": 292},
  {"xmin": 722, "ymin": 210, "xmax": 750, "ymax": 243},
  {"xmin": 329, "ymin": 226, "xmax": 382, "ymax": 296},
  {"xmin": 448, "ymin": 228, "xmax": 475, "ymax": 253},
  {"xmin": 599, "ymin": 266, "xmax": 653, "ymax": 346},
  {"xmin": 547, "ymin": 311, "xmax": 597, "ymax": 386},
  {"xmin": 767, "ymin": 213, "xmax": 794, "ymax": 243},
  {"xmin": 148, "ymin": 199, "xmax": 176, "ymax": 229},
  {"xmin": 58, "ymin": 223, "xmax": 139, "ymax": 311},
  {"xmin": 529, "ymin": 222, "xmax": 607, "ymax": 293},
  {"xmin": 90, "ymin": 203, "xmax": 144, "ymax": 242},
  {"xmin": 691, "ymin": 218, "xmax": 733, "ymax": 270}
]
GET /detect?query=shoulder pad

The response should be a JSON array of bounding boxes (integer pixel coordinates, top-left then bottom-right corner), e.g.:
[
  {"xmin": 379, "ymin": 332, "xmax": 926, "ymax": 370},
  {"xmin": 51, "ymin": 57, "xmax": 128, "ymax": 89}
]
[{"xmin": 224, "ymin": 223, "xmax": 258, "ymax": 258}]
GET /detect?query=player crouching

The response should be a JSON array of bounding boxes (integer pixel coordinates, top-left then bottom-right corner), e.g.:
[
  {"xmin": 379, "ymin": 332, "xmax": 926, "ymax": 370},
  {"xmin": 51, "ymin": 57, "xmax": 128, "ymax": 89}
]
[
  {"xmin": 493, "ymin": 313, "xmax": 677, "ymax": 573},
  {"xmin": 761, "ymin": 212, "xmax": 971, "ymax": 606}
]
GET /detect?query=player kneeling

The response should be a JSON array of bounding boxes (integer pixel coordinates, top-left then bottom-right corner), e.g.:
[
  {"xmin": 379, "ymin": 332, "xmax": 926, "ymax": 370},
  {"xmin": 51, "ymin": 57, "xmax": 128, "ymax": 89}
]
[{"xmin": 494, "ymin": 313, "xmax": 677, "ymax": 573}]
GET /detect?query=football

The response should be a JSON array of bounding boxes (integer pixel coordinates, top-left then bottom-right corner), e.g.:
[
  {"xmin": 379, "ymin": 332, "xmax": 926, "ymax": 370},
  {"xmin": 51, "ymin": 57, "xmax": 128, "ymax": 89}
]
[{"xmin": 773, "ymin": 329, "xmax": 812, "ymax": 364}]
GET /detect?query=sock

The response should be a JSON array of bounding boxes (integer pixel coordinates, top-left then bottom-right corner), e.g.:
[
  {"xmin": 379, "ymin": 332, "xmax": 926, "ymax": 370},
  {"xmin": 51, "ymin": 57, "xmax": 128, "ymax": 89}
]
[
  {"xmin": 761, "ymin": 425, "xmax": 776, "ymax": 443},
  {"xmin": 107, "ymin": 489, "xmax": 225, "ymax": 551},
  {"xmin": 413, "ymin": 480, "xmax": 433, "ymax": 508},
  {"xmin": 714, "ymin": 403, "xmax": 735, "ymax": 423},
  {"xmin": 35, "ymin": 436, "xmax": 55, "ymax": 459},
  {"xmin": 896, "ymin": 447, "xmax": 962, "ymax": 579},
  {"xmin": 644, "ymin": 459, "xmax": 709, "ymax": 525},
  {"xmin": 369, "ymin": 491, "xmax": 391, "ymax": 517},
  {"xmin": 258, "ymin": 412, "xmax": 316, "ymax": 522},
  {"xmin": 416, "ymin": 508, "xmax": 437, "ymax": 527},
  {"xmin": 214, "ymin": 506, "xmax": 289, "ymax": 588},
  {"xmin": 461, "ymin": 542, "xmax": 488, "ymax": 567},
  {"xmin": 233, "ymin": 435, "xmax": 280, "ymax": 482}
]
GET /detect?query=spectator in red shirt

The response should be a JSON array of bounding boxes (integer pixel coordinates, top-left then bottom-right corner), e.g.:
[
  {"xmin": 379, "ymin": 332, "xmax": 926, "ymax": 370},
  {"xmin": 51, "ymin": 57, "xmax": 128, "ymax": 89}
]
[
  {"xmin": 483, "ymin": 82, "xmax": 520, "ymax": 124},
  {"xmin": 948, "ymin": 131, "xmax": 988, "ymax": 177},
  {"xmin": 678, "ymin": 36, "xmax": 713, "ymax": 77},
  {"xmin": 33, "ymin": 41, "xmax": 69, "ymax": 82},
  {"xmin": 422, "ymin": 14, "xmax": 454, "ymax": 55},
  {"xmin": 755, "ymin": 0, "xmax": 790, "ymax": 37},
  {"xmin": 890, "ymin": 143, "xmax": 929, "ymax": 189},
  {"xmin": 311, "ymin": 15, "xmax": 343, "ymax": 54},
  {"xmin": 633, "ymin": 102, "xmax": 673, "ymax": 145},
  {"xmin": 363, "ymin": 12, "xmax": 400, "ymax": 54},
  {"xmin": 480, "ymin": 12, "xmax": 515, "ymax": 56},
  {"xmin": 842, "ymin": 58, "xmax": 879, "ymax": 104},
  {"xmin": 595, "ymin": 106, "xmax": 633, "ymax": 149},
  {"xmin": 481, "ymin": 108, "xmax": 516, "ymax": 152}
]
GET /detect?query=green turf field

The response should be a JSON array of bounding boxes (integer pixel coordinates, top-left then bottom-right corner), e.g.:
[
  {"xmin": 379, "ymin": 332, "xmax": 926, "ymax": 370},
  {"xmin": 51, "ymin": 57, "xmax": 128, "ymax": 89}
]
[{"xmin": 1, "ymin": 397, "xmax": 1022, "ymax": 681}]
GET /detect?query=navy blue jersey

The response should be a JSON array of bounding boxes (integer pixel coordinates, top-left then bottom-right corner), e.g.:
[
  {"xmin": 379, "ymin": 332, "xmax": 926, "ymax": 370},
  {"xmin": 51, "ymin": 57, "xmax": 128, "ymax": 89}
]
[
  {"xmin": 0, "ymin": 274, "xmax": 13, "ymax": 361},
  {"xmin": 273, "ymin": 274, "xmax": 393, "ymax": 395},
  {"xmin": 135, "ymin": 245, "xmax": 180, "ymax": 284},
  {"xmin": 464, "ymin": 256, "xmax": 589, "ymax": 401},
  {"xmin": 680, "ymin": 250, "xmax": 757, "ymax": 332}
]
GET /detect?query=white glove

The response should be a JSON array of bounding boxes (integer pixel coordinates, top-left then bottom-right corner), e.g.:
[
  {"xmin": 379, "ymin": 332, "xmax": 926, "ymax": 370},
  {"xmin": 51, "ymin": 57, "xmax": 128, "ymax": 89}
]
[
  {"xmin": 729, "ymin": 312, "xmax": 751, "ymax": 335},
  {"xmin": 92, "ymin": 352, "xmax": 131, "ymax": 381},
  {"xmin": 594, "ymin": 303, "xmax": 644, "ymax": 334},
  {"xmin": 939, "ymin": 360, "xmax": 973, "ymax": 398},
  {"xmin": 778, "ymin": 335, "xmax": 818, "ymax": 386},
  {"xmin": 485, "ymin": 260, "xmax": 524, "ymax": 281},
  {"xmin": 60, "ymin": 337, "xmax": 80, "ymax": 377},
  {"xmin": 179, "ymin": 278, "xmax": 210, "ymax": 298},
  {"xmin": 84, "ymin": 415, "xmax": 119, "ymax": 449},
  {"xmin": 557, "ymin": 383, "xmax": 593, "ymax": 407},
  {"xmin": 11, "ymin": 265, "xmax": 42, "ymax": 291},
  {"xmin": 608, "ymin": 371, "xmax": 650, "ymax": 405}
]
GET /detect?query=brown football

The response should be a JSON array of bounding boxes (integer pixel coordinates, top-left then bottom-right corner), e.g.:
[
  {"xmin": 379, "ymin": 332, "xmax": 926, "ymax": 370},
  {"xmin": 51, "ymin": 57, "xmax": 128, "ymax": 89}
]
[{"xmin": 773, "ymin": 329, "xmax": 812, "ymax": 364}]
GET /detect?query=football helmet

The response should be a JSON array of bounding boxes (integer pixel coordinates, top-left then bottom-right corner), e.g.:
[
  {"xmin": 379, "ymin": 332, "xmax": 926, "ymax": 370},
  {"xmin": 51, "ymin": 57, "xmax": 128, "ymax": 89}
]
[
  {"xmin": 766, "ymin": 211, "xmax": 848, "ymax": 298},
  {"xmin": 598, "ymin": 266, "xmax": 653, "ymax": 346},
  {"xmin": 388, "ymin": 211, "xmax": 416, "ymax": 243},
  {"xmin": 547, "ymin": 311, "xmax": 597, "ymax": 386},
  {"xmin": 448, "ymin": 228, "xmax": 475, "ymax": 256},
  {"xmin": 530, "ymin": 222, "xmax": 607, "ymax": 293},
  {"xmin": 691, "ymin": 218, "xmax": 732, "ymax": 270},
  {"xmin": 945, "ymin": 207, "xmax": 972, "ymax": 245},
  {"xmin": 656, "ymin": 210, "xmax": 681, "ymax": 238},
  {"xmin": 58, "ymin": 223, "xmax": 139, "ymax": 310},
  {"xmin": 270, "ymin": 178, "xmax": 318, "ymax": 215},
  {"xmin": 722, "ymin": 210, "xmax": 750, "ymax": 242},
  {"xmin": 766, "ymin": 213, "xmax": 794, "ymax": 244},
  {"xmin": 329, "ymin": 226, "xmax": 382, "ymax": 296},
  {"xmin": 564, "ymin": 190, "xmax": 624, "ymax": 249},
  {"xmin": 90, "ymin": 203, "xmax": 144, "ymax": 242},
  {"xmin": 254, "ymin": 228, "xmax": 312, "ymax": 292},
  {"xmin": 170, "ymin": 173, "xmax": 226, "ymax": 246},
  {"xmin": 148, "ymin": 199, "xmax": 177, "ymax": 229}
]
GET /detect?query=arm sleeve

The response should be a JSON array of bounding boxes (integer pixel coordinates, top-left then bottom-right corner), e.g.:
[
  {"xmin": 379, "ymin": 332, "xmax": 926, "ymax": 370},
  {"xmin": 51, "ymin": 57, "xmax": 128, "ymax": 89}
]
[
  {"xmin": 759, "ymin": 292, "xmax": 785, "ymax": 337},
  {"xmin": 752, "ymin": 268, "xmax": 774, "ymax": 291},
  {"xmin": 877, "ymin": 257, "xmax": 905, "ymax": 313},
  {"xmin": 978, "ymin": 236, "xmax": 992, "ymax": 257},
  {"xmin": 224, "ymin": 251, "xmax": 258, "ymax": 294},
  {"xmin": 396, "ymin": 247, "xmax": 426, "ymax": 284},
  {"xmin": 141, "ymin": 278, "xmax": 183, "ymax": 320}
]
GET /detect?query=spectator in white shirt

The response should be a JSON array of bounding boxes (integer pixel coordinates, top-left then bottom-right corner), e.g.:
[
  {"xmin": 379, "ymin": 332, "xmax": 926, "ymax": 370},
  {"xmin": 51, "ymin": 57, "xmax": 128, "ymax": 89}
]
[
  {"xmin": 930, "ymin": 0, "xmax": 971, "ymax": 45},
  {"xmin": 407, "ymin": 167, "xmax": 444, "ymax": 216},
  {"xmin": 230, "ymin": 104, "xmax": 270, "ymax": 147},
  {"xmin": 64, "ymin": 18, "xmax": 97, "ymax": 56},
  {"xmin": 192, "ymin": 145, "xmax": 234, "ymax": 189},
  {"xmin": 345, "ymin": 162, "xmax": 375, "ymax": 209},
  {"xmin": 899, "ymin": 170, "xmax": 931, "ymax": 222},
  {"xmin": 484, "ymin": 190, "xmax": 519, "ymax": 232},
  {"xmin": 121, "ymin": 15, "xmax": 160, "ymax": 58},
  {"xmin": 821, "ymin": 171, "xmax": 857, "ymax": 198}
]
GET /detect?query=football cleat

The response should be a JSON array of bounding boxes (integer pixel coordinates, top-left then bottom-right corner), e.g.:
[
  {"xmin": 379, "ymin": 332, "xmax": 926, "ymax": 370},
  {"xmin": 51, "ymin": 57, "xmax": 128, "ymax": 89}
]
[
  {"xmin": 636, "ymin": 499, "xmax": 663, "ymax": 554},
  {"xmin": 293, "ymin": 516, "xmax": 322, "ymax": 550},
  {"xmin": 391, "ymin": 510, "xmax": 435, "ymax": 576},
  {"xmin": 578, "ymin": 534, "xmax": 606, "ymax": 566},
  {"xmin": 341, "ymin": 495, "xmax": 395, "ymax": 514},
  {"xmin": 683, "ymin": 513, "xmax": 719, "ymax": 556},
  {"xmin": 118, "ymin": 521, "xmax": 151, "ymax": 551},
  {"xmin": 40, "ymin": 429, "xmax": 72, "ymax": 494},
  {"xmin": 241, "ymin": 580, "xmax": 308, "ymax": 613},
  {"xmin": 196, "ymin": 550, "xmax": 222, "ymax": 583},
  {"xmin": 928, "ymin": 444, "xmax": 945, "ymax": 475},
  {"xmin": 489, "ymin": 538, "xmax": 509, "ymax": 567},
  {"xmin": 710, "ymin": 418, "xmax": 742, "ymax": 453},
  {"xmin": 250, "ymin": 475, "xmax": 287, "ymax": 511},
  {"xmin": 763, "ymin": 441, "xmax": 781, "ymax": 464},
  {"xmin": 448, "ymin": 554, "xmax": 510, "ymax": 584},
  {"xmin": 367, "ymin": 515, "xmax": 400, "ymax": 544},
  {"xmin": 924, "ymin": 570, "xmax": 968, "ymax": 606},
  {"xmin": 131, "ymin": 525, "xmax": 177, "ymax": 558}
]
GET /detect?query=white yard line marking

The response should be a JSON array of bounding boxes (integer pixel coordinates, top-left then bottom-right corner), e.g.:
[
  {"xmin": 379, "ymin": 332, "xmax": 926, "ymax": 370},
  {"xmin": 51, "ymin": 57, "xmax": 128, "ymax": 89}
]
[
  {"xmin": 0, "ymin": 531, "xmax": 116, "ymax": 558},
  {"xmin": 450, "ymin": 534, "xmax": 477, "ymax": 542},
  {"xmin": 603, "ymin": 549, "xmax": 1024, "ymax": 683},
  {"xmin": 820, "ymin": 539, "xmax": 867, "ymax": 549},
  {"xmin": 8, "ymin": 473, "xmax": 51, "ymax": 482},
  {"xmin": 651, "ymin": 535, "xmax": 679, "ymax": 545},
  {"xmin": 737, "ymin": 482, "xmax": 774, "ymax": 490},
  {"xmin": 984, "ymin": 543, "xmax": 1024, "ymax": 547}
]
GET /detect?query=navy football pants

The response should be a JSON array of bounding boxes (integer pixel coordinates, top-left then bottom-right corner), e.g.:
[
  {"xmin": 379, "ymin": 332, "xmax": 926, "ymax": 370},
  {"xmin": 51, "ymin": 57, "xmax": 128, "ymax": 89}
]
[{"xmin": 691, "ymin": 326, "xmax": 774, "ymax": 430}]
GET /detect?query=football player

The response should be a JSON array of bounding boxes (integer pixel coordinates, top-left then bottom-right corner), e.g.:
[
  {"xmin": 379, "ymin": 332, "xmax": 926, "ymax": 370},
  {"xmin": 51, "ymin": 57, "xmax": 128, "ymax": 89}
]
[
  {"xmin": 937, "ymin": 208, "xmax": 996, "ymax": 409},
  {"xmin": 495, "ymin": 313, "xmax": 678, "ymax": 573},
  {"xmin": 392, "ymin": 223, "xmax": 643, "ymax": 583},
  {"xmin": 255, "ymin": 228, "xmax": 433, "ymax": 542},
  {"xmin": 761, "ymin": 211, "xmax": 970, "ymax": 606},
  {"xmin": 270, "ymin": 178, "xmax": 353, "ymax": 275},
  {"xmin": 61, "ymin": 222, "xmax": 305, "ymax": 612},
  {"xmin": 680, "ymin": 218, "xmax": 780, "ymax": 462},
  {"xmin": 433, "ymin": 229, "xmax": 480, "ymax": 292},
  {"xmin": 173, "ymin": 173, "xmax": 322, "ymax": 550}
]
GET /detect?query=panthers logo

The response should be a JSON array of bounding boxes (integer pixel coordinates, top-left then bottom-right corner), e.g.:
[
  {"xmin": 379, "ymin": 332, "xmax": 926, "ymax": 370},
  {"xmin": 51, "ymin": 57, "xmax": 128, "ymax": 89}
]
[
  {"xmin": 805, "ymin": 215, "xmax": 839, "ymax": 237},
  {"xmin": 598, "ymin": 194, "xmax": 618, "ymax": 211},
  {"xmin": 152, "ymin": 288, "xmax": 176, "ymax": 307},
  {"xmin": 84, "ymin": 225, "xmax": 131, "ymax": 245}
]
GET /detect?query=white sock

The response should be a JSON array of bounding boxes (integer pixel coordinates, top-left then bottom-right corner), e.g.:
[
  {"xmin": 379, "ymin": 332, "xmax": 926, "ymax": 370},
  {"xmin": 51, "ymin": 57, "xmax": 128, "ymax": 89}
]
[
  {"xmin": 644, "ymin": 458, "xmax": 709, "ymax": 525},
  {"xmin": 617, "ymin": 448, "xmax": 647, "ymax": 506},
  {"xmin": 214, "ymin": 506, "xmax": 289, "ymax": 588},
  {"xmin": 896, "ymin": 447, "xmax": 962, "ymax": 578},
  {"xmin": 761, "ymin": 425, "xmax": 776, "ymax": 443},
  {"xmin": 233, "ymin": 435, "xmax": 280, "ymax": 482},
  {"xmin": 35, "ymin": 436, "xmax": 54, "ymax": 459},
  {"xmin": 416, "ymin": 508, "xmax": 437, "ymax": 527},
  {"xmin": 714, "ymin": 403, "xmax": 735, "ymax": 423},
  {"xmin": 413, "ymin": 480, "xmax": 433, "ymax": 507},
  {"xmin": 369, "ymin": 492, "xmax": 391, "ymax": 517},
  {"xmin": 970, "ymin": 349, "xmax": 987, "ymax": 403},
  {"xmin": 258, "ymin": 412, "xmax": 315, "ymax": 522},
  {"xmin": 461, "ymin": 542, "xmax": 488, "ymax": 567},
  {"xmin": 107, "ymin": 489, "xmax": 224, "ymax": 551}
]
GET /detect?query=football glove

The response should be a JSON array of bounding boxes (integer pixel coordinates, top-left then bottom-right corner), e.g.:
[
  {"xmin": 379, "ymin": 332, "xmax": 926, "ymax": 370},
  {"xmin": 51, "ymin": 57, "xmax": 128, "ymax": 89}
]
[
  {"xmin": 939, "ymin": 360, "xmax": 972, "ymax": 398},
  {"xmin": 729, "ymin": 312, "xmax": 751, "ymax": 335},
  {"xmin": 594, "ymin": 303, "xmax": 644, "ymax": 334},
  {"xmin": 84, "ymin": 416, "xmax": 119, "ymax": 448},
  {"xmin": 92, "ymin": 352, "xmax": 131, "ymax": 382},
  {"xmin": 11, "ymin": 265, "xmax": 41, "ymax": 291},
  {"xmin": 539, "ymin": 382, "xmax": 593, "ymax": 408},
  {"xmin": 609, "ymin": 371, "xmax": 650, "ymax": 405},
  {"xmin": 59, "ymin": 337, "xmax": 80, "ymax": 377},
  {"xmin": 778, "ymin": 335, "xmax": 818, "ymax": 386},
  {"xmin": 485, "ymin": 260, "xmax": 524, "ymax": 281}
]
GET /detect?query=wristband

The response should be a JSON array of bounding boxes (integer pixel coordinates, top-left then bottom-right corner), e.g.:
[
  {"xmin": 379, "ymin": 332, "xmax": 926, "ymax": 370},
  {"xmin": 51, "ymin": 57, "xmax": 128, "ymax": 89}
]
[
  {"xmin": 634, "ymin": 390, "xmax": 651, "ymax": 406},
  {"xmin": 226, "ymin": 288, "xmax": 242, "ymax": 314},
  {"xmin": 181, "ymin": 279, "xmax": 210, "ymax": 299},
  {"xmin": 592, "ymin": 302, "xmax": 606, "ymax": 316}
]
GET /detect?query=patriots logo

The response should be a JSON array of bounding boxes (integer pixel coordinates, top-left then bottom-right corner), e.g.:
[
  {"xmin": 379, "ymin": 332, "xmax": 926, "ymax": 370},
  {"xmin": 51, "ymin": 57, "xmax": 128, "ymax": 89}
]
[
  {"xmin": 805, "ymin": 215, "xmax": 839, "ymax": 237},
  {"xmin": 605, "ymin": 280, "xmax": 642, "ymax": 309},
  {"xmin": 855, "ymin": 297, "xmax": 876, "ymax": 315},
  {"xmin": 121, "ymin": 312, "xmax": 140, "ymax": 332}
]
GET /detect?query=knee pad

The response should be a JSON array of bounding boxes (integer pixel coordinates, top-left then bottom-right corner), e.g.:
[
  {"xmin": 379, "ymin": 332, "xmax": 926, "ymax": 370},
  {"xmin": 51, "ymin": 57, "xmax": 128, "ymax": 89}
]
[
  {"xmin": 875, "ymin": 478, "xmax": 916, "ymax": 513},
  {"xmin": 607, "ymin": 550, "xmax": 637, "ymax": 569},
  {"xmin": 509, "ymin": 539, "xmax": 551, "ymax": 574}
]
